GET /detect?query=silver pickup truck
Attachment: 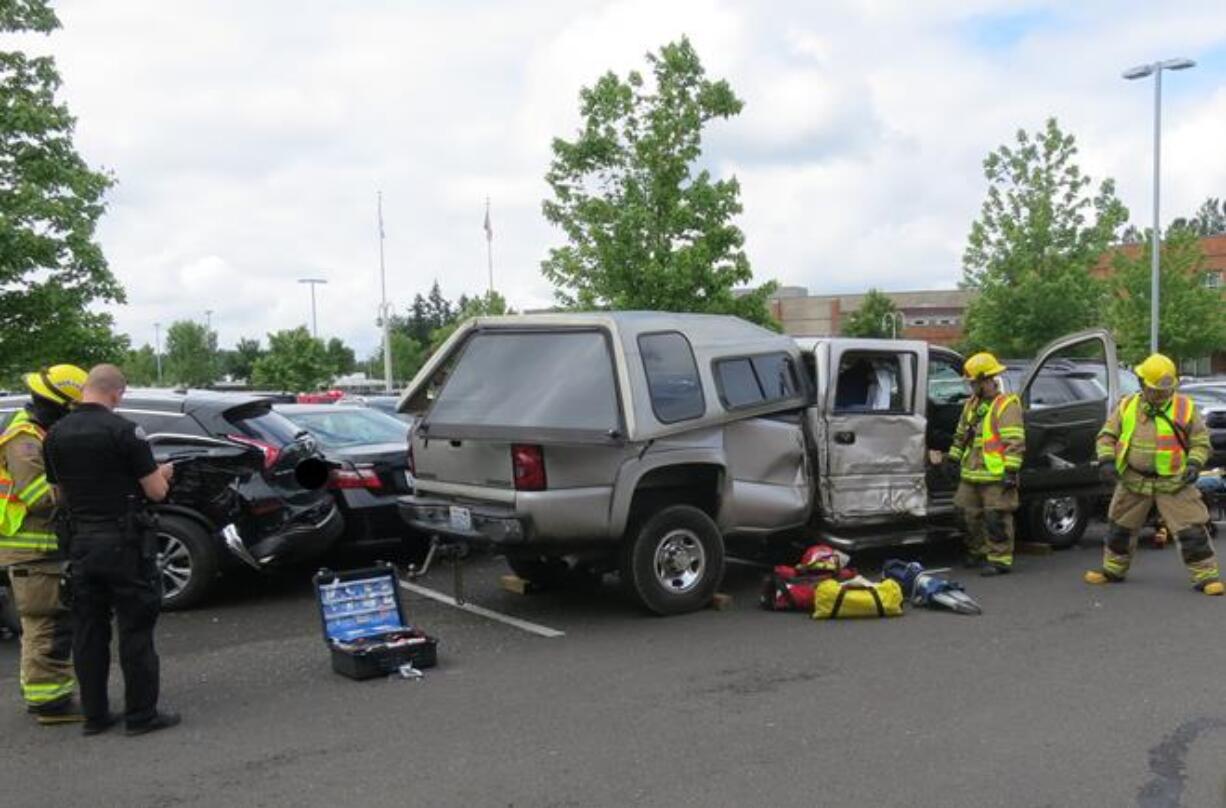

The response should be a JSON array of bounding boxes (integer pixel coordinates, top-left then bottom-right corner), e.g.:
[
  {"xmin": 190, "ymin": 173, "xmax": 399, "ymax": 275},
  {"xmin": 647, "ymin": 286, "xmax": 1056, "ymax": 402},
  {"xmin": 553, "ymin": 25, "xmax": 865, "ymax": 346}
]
[{"xmin": 398, "ymin": 312, "xmax": 1118, "ymax": 614}]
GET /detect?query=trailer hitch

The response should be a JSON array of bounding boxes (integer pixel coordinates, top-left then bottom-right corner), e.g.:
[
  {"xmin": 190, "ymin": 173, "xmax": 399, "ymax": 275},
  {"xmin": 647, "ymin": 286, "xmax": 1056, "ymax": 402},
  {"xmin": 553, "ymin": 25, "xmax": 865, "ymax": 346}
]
[{"xmin": 405, "ymin": 535, "xmax": 468, "ymax": 605}]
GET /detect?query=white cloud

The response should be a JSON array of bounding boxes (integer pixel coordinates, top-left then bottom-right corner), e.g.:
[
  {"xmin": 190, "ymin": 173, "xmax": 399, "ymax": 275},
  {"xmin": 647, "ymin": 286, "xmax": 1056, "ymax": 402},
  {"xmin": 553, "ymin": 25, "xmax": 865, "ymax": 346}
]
[{"xmin": 14, "ymin": 0, "xmax": 1226, "ymax": 355}]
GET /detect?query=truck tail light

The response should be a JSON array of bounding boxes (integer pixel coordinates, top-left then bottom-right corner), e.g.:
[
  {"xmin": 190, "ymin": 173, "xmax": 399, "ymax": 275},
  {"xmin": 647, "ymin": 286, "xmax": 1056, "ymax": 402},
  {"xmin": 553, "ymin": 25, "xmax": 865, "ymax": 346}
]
[
  {"xmin": 328, "ymin": 464, "xmax": 384, "ymax": 491},
  {"xmin": 511, "ymin": 444, "xmax": 546, "ymax": 491}
]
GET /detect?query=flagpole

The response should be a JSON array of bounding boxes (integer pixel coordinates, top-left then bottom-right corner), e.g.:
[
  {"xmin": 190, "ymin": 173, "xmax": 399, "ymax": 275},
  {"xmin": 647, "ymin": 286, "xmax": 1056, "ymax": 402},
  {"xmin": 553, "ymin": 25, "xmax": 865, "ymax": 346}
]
[
  {"xmin": 378, "ymin": 191, "xmax": 393, "ymax": 393},
  {"xmin": 484, "ymin": 197, "xmax": 494, "ymax": 295}
]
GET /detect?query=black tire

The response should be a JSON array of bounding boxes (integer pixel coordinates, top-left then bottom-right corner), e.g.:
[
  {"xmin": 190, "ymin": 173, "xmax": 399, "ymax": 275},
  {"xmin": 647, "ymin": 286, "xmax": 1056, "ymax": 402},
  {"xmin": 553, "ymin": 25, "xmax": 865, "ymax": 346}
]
[
  {"xmin": 156, "ymin": 515, "xmax": 220, "ymax": 611},
  {"xmin": 505, "ymin": 554, "xmax": 572, "ymax": 589},
  {"xmin": 1026, "ymin": 495, "xmax": 1088, "ymax": 549},
  {"xmin": 621, "ymin": 504, "xmax": 724, "ymax": 616}
]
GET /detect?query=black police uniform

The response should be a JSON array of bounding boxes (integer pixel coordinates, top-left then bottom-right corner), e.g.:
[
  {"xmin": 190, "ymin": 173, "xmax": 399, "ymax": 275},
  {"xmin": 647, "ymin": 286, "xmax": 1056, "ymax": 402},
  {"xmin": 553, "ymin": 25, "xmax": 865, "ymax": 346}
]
[{"xmin": 43, "ymin": 403, "xmax": 163, "ymax": 729}]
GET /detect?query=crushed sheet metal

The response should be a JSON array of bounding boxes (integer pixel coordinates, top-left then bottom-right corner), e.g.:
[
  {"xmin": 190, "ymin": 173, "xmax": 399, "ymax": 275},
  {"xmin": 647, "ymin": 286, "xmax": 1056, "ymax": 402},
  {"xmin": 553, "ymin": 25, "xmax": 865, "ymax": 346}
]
[{"xmin": 398, "ymin": 579, "xmax": 566, "ymax": 638}]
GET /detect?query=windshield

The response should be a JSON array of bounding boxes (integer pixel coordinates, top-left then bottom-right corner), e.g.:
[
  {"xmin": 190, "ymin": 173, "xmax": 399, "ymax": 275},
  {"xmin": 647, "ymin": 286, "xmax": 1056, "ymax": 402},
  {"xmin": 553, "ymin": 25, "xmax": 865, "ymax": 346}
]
[
  {"xmin": 1186, "ymin": 388, "xmax": 1226, "ymax": 410},
  {"xmin": 427, "ymin": 330, "xmax": 620, "ymax": 435},
  {"xmin": 281, "ymin": 408, "xmax": 410, "ymax": 449}
]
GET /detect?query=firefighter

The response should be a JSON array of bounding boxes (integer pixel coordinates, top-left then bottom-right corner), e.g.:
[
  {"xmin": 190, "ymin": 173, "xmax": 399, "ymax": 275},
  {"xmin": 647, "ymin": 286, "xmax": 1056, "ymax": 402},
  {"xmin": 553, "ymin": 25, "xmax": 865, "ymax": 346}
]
[
  {"xmin": 43, "ymin": 364, "xmax": 180, "ymax": 735},
  {"xmin": 1085, "ymin": 353, "xmax": 1222, "ymax": 595},
  {"xmin": 945, "ymin": 352, "xmax": 1026, "ymax": 576},
  {"xmin": 0, "ymin": 364, "xmax": 87, "ymax": 724}
]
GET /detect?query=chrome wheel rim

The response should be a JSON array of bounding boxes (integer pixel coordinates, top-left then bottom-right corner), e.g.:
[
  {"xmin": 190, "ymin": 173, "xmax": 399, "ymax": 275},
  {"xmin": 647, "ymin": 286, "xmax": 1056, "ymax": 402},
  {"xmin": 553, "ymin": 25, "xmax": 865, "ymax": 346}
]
[
  {"xmin": 157, "ymin": 533, "xmax": 192, "ymax": 600},
  {"xmin": 653, "ymin": 529, "xmax": 706, "ymax": 594},
  {"xmin": 1043, "ymin": 497, "xmax": 1079, "ymax": 537}
]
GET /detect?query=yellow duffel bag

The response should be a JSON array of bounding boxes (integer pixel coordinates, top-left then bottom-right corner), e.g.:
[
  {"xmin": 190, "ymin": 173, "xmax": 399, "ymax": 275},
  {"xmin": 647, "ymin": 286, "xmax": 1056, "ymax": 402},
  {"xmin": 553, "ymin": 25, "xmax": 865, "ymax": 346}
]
[{"xmin": 813, "ymin": 577, "xmax": 904, "ymax": 619}]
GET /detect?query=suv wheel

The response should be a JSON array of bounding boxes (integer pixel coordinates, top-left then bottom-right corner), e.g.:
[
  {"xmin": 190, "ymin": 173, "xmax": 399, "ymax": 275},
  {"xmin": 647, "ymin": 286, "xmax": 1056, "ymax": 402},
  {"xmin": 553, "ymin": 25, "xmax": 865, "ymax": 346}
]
[
  {"xmin": 157, "ymin": 515, "xmax": 220, "ymax": 610},
  {"xmin": 1026, "ymin": 496, "xmax": 1088, "ymax": 549},
  {"xmin": 621, "ymin": 505, "xmax": 724, "ymax": 616}
]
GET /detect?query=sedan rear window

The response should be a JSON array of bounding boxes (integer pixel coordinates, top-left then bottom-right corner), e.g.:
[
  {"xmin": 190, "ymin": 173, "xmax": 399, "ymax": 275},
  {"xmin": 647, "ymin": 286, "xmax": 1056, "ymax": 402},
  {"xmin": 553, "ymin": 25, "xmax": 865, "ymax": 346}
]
[
  {"xmin": 281, "ymin": 409, "xmax": 409, "ymax": 449},
  {"xmin": 428, "ymin": 331, "xmax": 620, "ymax": 434}
]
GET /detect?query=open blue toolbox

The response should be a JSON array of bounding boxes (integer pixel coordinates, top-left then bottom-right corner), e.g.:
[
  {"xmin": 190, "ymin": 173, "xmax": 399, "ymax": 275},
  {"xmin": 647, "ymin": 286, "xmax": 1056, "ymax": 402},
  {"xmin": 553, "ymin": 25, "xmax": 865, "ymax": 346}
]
[{"xmin": 313, "ymin": 563, "xmax": 438, "ymax": 680}]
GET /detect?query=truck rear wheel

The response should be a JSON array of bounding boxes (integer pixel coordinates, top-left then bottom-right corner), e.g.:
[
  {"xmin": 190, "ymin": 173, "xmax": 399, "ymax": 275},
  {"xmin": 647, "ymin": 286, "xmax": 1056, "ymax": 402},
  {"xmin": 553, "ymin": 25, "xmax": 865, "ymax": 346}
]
[{"xmin": 621, "ymin": 505, "xmax": 724, "ymax": 616}]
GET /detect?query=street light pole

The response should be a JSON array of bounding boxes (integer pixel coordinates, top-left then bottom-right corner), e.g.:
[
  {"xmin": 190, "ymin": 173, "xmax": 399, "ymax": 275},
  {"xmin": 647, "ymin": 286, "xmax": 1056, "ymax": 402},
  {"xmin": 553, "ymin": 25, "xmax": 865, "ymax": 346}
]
[
  {"xmin": 154, "ymin": 322, "xmax": 163, "ymax": 386},
  {"xmin": 378, "ymin": 191, "xmax": 393, "ymax": 393},
  {"xmin": 298, "ymin": 278, "xmax": 328, "ymax": 338},
  {"xmin": 1123, "ymin": 57, "xmax": 1196, "ymax": 354}
]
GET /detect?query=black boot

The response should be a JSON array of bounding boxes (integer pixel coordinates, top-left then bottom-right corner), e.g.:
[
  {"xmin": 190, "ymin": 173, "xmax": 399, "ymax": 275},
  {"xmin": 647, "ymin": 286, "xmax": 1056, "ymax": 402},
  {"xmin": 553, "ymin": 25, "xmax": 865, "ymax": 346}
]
[{"xmin": 980, "ymin": 564, "xmax": 1011, "ymax": 577}]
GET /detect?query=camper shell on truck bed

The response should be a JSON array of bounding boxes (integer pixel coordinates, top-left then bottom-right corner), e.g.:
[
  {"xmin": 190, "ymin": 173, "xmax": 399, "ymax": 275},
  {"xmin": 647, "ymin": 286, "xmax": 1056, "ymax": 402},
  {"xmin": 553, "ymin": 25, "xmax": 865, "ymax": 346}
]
[{"xmin": 398, "ymin": 313, "xmax": 1118, "ymax": 615}]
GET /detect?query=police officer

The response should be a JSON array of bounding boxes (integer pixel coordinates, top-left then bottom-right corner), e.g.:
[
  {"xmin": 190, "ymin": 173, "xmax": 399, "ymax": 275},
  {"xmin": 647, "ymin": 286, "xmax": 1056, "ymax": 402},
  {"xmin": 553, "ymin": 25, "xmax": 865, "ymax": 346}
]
[
  {"xmin": 1086, "ymin": 353, "xmax": 1222, "ymax": 595},
  {"xmin": 0, "ymin": 364, "xmax": 87, "ymax": 724},
  {"xmin": 43, "ymin": 364, "xmax": 181, "ymax": 736}
]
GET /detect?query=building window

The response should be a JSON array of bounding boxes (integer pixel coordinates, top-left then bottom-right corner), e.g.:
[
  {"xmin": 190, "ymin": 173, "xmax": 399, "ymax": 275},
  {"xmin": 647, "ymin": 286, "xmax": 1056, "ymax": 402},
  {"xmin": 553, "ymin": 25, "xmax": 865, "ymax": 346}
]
[
  {"xmin": 1203, "ymin": 271, "xmax": 1223, "ymax": 290},
  {"xmin": 910, "ymin": 318, "xmax": 929, "ymax": 326}
]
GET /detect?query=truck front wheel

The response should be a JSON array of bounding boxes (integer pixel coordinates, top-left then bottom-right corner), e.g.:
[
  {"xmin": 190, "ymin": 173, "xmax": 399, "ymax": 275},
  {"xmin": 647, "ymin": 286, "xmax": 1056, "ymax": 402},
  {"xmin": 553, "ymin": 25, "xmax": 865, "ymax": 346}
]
[{"xmin": 621, "ymin": 505, "xmax": 724, "ymax": 616}]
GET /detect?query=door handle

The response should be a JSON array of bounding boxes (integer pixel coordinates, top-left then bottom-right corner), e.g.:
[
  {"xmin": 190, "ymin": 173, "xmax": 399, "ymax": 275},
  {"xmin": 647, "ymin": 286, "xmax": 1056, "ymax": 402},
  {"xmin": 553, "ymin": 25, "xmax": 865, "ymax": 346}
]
[{"xmin": 834, "ymin": 431, "xmax": 856, "ymax": 445}]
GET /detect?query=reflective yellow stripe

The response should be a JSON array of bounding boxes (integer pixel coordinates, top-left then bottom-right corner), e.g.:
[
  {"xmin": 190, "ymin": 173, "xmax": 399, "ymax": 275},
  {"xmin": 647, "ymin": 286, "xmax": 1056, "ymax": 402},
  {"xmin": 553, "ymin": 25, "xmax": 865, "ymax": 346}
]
[
  {"xmin": 18, "ymin": 476, "xmax": 49, "ymax": 505},
  {"xmin": 21, "ymin": 678, "xmax": 76, "ymax": 703},
  {"xmin": 0, "ymin": 531, "xmax": 58, "ymax": 552}
]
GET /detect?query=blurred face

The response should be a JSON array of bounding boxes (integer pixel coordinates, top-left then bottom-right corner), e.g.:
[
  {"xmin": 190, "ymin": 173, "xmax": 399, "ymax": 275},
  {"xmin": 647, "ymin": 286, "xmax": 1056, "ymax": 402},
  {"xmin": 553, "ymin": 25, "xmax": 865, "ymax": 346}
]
[
  {"xmin": 1143, "ymin": 385, "xmax": 1174, "ymax": 409},
  {"xmin": 975, "ymin": 375, "xmax": 1000, "ymax": 399}
]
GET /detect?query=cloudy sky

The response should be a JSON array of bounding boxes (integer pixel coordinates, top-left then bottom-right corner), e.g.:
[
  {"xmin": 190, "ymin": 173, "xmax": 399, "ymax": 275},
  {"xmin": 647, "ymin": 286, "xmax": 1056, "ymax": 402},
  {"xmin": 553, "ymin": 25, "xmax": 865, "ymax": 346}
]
[{"xmin": 18, "ymin": 0, "xmax": 1226, "ymax": 355}]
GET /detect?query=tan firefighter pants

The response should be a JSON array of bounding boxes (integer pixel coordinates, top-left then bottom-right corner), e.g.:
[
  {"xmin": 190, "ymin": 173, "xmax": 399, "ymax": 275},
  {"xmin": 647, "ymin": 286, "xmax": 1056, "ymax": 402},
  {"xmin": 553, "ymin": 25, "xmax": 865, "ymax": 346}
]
[
  {"xmin": 7, "ymin": 560, "xmax": 75, "ymax": 710},
  {"xmin": 955, "ymin": 481, "xmax": 1019, "ymax": 568}
]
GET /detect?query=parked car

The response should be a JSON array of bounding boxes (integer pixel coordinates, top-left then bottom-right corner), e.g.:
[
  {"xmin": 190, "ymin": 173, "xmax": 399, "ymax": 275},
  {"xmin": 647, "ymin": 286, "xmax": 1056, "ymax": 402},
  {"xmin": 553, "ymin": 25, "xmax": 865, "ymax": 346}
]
[
  {"xmin": 1, "ymin": 391, "xmax": 343, "ymax": 609},
  {"xmin": 275, "ymin": 404, "xmax": 418, "ymax": 550},
  {"xmin": 396, "ymin": 312, "xmax": 1118, "ymax": 614},
  {"xmin": 338, "ymin": 395, "xmax": 415, "ymax": 424},
  {"xmin": 1182, "ymin": 386, "xmax": 1226, "ymax": 469}
]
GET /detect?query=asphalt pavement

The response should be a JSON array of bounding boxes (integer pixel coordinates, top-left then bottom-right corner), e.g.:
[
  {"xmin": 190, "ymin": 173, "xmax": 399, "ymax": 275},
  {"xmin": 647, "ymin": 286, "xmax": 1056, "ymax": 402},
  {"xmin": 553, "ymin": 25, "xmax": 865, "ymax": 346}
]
[{"xmin": 2, "ymin": 527, "xmax": 1226, "ymax": 808}]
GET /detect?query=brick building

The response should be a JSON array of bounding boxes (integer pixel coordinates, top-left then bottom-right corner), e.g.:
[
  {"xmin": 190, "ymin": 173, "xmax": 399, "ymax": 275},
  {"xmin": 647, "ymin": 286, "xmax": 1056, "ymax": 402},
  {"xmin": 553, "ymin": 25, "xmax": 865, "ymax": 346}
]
[{"xmin": 767, "ymin": 287, "xmax": 974, "ymax": 347}]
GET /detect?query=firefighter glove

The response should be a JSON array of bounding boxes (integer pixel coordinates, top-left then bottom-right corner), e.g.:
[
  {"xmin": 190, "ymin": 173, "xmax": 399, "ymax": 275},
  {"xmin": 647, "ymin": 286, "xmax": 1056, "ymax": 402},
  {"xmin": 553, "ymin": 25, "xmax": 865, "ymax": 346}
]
[
  {"xmin": 1001, "ymin": 472, "xmax": 1019, "ymax": 491},
  {"xmin": 1183, "ymin": 462, "xmax": 1203, "ymax": 486},
  {"xmin": 1098, "ymin": 458, "xmax": 1118, "ymax": 484}
]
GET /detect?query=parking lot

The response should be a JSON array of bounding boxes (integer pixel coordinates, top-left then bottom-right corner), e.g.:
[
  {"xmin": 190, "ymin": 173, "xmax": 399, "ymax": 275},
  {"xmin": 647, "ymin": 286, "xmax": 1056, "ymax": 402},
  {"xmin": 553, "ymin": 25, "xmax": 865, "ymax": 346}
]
[{"xmin": 3, "ymin": 528, "xmax": 1225, "ymax": 808}]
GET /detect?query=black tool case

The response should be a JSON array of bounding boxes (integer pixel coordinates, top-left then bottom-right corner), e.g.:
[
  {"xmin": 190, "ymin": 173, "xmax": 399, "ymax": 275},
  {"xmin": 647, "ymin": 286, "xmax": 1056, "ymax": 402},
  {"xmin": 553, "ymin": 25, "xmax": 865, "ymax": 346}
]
[{"xmin": 313, "ymin": 564, "xmax": 438, "ymax": 680}]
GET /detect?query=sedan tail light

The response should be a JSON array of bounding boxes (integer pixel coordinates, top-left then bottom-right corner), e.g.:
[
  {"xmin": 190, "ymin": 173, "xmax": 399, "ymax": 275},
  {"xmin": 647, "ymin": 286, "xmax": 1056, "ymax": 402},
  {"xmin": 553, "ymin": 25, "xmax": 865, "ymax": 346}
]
[
  {"xmin": 511, "ymin": 444, "xmax": 546, "ymax": 491},
  {"xmin": 226, "ymin": 434, "xmax": 282, "ymax": 470},
  {"xmin": 328, "ymin": 464, "xmax": 384, "ymax": 491}
]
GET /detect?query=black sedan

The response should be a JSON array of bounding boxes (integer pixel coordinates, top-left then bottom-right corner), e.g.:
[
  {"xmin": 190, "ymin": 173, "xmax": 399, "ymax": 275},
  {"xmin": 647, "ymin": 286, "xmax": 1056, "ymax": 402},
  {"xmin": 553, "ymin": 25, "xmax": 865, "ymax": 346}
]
[{"xmin": 275, "ymin": 404, "xmax": 419, "ymax": 552}]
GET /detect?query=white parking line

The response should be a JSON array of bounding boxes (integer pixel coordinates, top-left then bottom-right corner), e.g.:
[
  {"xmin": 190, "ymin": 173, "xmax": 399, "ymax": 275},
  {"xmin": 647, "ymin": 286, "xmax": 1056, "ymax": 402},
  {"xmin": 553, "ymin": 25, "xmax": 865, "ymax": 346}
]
[
  {"xmin": 398, "ymin": 579, "xmax": 566, "ymax": 639},
  {"xmin": 726, "ymin": 557, "xmax": 771, "ymax": 570}
]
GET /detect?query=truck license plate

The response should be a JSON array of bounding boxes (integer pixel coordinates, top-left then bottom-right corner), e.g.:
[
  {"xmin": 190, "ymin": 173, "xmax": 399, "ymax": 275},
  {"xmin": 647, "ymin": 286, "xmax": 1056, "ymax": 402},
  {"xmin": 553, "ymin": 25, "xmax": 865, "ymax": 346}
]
[{"xmin": 449, "ymin": 506, "xmax": 472, "ymax": 532}]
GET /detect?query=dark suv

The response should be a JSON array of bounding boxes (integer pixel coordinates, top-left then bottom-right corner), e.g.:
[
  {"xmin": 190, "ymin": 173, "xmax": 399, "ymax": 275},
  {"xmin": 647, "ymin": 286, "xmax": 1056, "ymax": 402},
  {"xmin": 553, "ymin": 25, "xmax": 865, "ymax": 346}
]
[{"xmin": 1, "ymin": 391, "xmax": 344, "ymax": 609}]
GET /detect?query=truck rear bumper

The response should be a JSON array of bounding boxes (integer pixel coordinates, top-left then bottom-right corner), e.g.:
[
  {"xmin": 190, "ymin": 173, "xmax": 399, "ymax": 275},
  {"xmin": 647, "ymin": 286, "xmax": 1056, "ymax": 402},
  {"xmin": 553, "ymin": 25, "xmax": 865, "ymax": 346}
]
[{"xmin": 398, "ymin": 495, "xmax": 528, "ymax": 545}]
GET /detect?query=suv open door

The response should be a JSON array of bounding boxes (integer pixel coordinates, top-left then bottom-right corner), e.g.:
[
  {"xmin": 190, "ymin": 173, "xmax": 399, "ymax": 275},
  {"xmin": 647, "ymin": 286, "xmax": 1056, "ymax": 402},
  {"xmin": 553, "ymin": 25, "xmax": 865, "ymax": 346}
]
[
  {"xmin": 818, "ymin": 340, "xmax": 930, "ymax": 525},
  {"xmin": 1018, "ymin": 328, "xmax": 1119, "ymax": 495}
]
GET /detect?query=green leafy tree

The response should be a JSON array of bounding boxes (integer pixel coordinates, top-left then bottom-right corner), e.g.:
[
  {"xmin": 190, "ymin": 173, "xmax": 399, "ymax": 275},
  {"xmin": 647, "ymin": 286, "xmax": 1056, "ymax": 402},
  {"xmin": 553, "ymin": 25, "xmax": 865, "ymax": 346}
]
[
  {"xmin": 425, "ymin": 281, "xmax": 452, "ymax": 331},
  {"xmin": 841, "ymin": 289, "xmax": 902, "ymax": 338},
  {"xmin": 325, "ymin": 337, "xmax": 356, "ymax": 376},
  {"xmin": 222, "ymin": 337, "xmax": 263, "ymax": 382},
  {"xmin": 368, "ymin": 332, "xmax": 427, "ymax": 387},
  {"xmin": 1105, "ymin": 229, "xmax": 1226, "ymax": 365},
  {"xmin": 164, "ymin": 320, "xmax": 217, "ymax": 387},
  {"xmin": 0, "ymin": 1, "xmax": 126, "ymax": 381},
  {"xmin": 123, "ymin": 344, "xmax": 159, "ymax": 387},
  {"xmin": 1170, "ymin": 197, "xmax": 1226, "ymax": 238},
  {"xmin": 429, "ymin": 291, "xmax": 511, "ymax": 352},
  {"xmin": 251, "ymin": 327, "xmax": 333, "ymax": 392},
  {"xmin": 541, "ymin": 37, "xmax": 776, "ymax": 327},
  {"xmin": 961, "ymin": 118, "xmax": 1128, "ymax": 356}
]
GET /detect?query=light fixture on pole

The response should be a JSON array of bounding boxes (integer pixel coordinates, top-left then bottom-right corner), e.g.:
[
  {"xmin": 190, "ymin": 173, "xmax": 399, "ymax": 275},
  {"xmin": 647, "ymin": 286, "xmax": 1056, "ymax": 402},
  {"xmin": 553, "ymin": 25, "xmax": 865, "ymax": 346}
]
[
  {"xmin": 880, "ymin": 311, "xmax": 904, "ymax": 340},
  {"xmin": 154, "ymin": 322, "xmax": 163, "ymax": 386},
  {"xmin": 1123, "ymin": 57, "xmax": 1196, "ymax": 353},
  {"xmin": 298, "ymin": 278, "xmax": 328, "ymax": 338}
]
